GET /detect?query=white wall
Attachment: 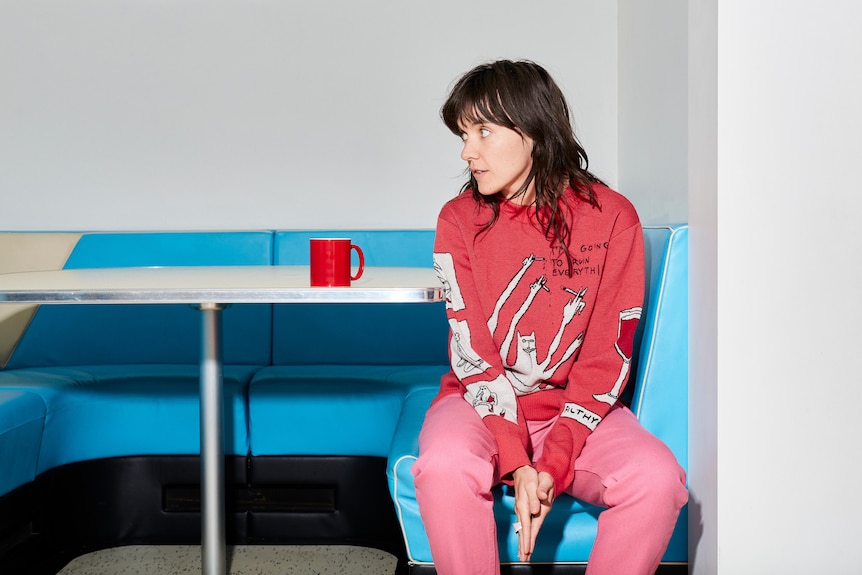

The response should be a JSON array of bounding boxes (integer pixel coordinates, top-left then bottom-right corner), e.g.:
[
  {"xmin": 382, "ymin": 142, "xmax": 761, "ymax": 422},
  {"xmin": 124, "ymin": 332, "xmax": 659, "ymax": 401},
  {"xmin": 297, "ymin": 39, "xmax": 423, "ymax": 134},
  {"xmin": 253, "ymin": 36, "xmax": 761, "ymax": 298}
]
[
  {"xmin": 688, "ymin": 0, "xmax": 718, "ymax": 571},
  {"xmin": 689, "ymin": 0, "xmax": 862, "ymax": 573},
  {"xmin": 0, "ymin": 0, "xmax": 618, "ymax": 231},
  {"xmin": 28, "ymin": 0, "xmax": 861, "ymax": 572},
  {"xmin": 618, "ymin": 0, "xmax": 689, "ymax": 225},
  {"xmin": 15, "ymin": 0, "xmax": 862, "ymax": 572}
]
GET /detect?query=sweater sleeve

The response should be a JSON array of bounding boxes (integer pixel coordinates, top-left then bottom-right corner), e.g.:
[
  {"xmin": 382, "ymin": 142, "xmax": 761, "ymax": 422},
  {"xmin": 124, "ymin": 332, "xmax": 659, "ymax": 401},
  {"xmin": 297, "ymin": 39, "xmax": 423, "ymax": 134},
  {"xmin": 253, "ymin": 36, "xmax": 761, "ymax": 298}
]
[
  {"xmin": 433, "ymin": 206, "xmax": 532, "ymax": 479},
  {"xmin": 534, "ymin": 219, "xmax": 645, "ymax": 493}
]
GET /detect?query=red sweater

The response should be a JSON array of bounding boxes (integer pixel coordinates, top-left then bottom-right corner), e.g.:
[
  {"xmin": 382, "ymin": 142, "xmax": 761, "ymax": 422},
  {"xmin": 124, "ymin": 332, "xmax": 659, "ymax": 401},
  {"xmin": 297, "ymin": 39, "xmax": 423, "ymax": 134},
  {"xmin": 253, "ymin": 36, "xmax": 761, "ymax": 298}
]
[{"xmin": 432, "ymin": 184, "xmax": 644, "ymax": 493}]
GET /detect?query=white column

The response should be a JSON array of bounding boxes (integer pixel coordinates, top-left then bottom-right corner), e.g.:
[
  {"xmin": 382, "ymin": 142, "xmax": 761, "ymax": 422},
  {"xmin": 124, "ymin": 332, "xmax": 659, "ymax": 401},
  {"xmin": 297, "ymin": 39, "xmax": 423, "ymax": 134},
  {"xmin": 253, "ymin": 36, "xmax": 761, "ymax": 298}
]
[{"xmin": 689, "ymin": 1, "xmax": 862, "ymax": 573}]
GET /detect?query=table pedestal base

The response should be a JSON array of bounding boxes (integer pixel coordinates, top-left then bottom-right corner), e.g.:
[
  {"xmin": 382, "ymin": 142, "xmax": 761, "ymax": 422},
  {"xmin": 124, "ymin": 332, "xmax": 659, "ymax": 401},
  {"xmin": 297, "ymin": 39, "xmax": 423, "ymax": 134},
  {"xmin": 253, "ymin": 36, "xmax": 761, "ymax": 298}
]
[{"xmin": 199, "ymin": 303, "xmax": 226, "ymax": 575}]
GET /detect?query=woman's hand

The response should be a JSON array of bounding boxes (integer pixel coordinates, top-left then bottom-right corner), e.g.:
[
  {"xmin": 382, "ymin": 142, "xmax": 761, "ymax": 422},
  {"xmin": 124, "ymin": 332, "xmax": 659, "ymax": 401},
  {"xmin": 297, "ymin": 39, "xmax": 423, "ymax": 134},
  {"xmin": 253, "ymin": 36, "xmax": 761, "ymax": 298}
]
[{"xmin": 512, "ymin": 466, "xmax": 555, "ymax": 562}]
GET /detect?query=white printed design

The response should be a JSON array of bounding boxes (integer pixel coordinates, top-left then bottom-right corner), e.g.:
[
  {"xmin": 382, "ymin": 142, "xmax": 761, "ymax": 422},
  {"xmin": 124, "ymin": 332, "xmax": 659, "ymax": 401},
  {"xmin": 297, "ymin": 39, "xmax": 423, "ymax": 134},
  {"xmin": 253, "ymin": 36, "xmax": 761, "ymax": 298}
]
[
  {"xmin": 435, "ymin": 250, "xmax": 595, "ymax": 424},
  {"xmin": 433, "ymin": 252, "xmax": 465, "ymax": 311},
  {"xmin": 465, "ymin": 376, "xmax": 517, "ymax": 420},
  {"xmin": 592, "ymin": 306, "xmax": 642, "ymax": 405},
  {"xmin": 448, "ymin": 318, "xmax": 491, "ymax": 378},
  {"xmin": 561, "ymin": 403, "xmax": 602, "ymax": 431},
  {"xmin": 491, "ymin": 255, "xmax": 585, "ymax": 396}
]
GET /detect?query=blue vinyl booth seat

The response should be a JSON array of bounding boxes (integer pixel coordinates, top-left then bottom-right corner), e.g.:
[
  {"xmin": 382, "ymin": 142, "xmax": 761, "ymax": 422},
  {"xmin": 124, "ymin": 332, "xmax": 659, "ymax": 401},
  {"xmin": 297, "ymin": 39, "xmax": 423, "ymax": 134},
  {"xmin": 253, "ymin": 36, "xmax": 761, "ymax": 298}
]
[
  {"xmin": 247, "ymin": 230, "xmax": 449, "ymax": 459},
  {"xmin": 0, "ymin": 232, "xmax": 274, "ymax": 470},
  {"xmin": 0, "ymin": 226, "xmax": 688, "ymax": 574},
  {"xmin": 386, "ymin": 225, "xmax": 689, "ymax": 569},
  {"xmin": 0, "ymin": 390, "xmax": 45, "ymax": 496}
]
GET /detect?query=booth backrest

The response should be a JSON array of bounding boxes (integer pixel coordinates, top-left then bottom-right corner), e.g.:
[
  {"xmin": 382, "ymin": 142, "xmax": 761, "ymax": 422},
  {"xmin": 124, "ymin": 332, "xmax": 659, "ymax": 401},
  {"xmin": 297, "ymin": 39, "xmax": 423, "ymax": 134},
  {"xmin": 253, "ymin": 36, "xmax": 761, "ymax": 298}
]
[
  {"xmin": 270, "ymin": 230, "xmax": 449, "ymax": 366},
  {"xmin": 630, "ymin": 225, "xmax": 688, "ymax": 470},
  {"xmin": 273, "ymin": 230, "xmax": 437, "ymax": 267},
  {"xmin": 4, "ymin": 232, "xmax": 274, "ymax": 369}
]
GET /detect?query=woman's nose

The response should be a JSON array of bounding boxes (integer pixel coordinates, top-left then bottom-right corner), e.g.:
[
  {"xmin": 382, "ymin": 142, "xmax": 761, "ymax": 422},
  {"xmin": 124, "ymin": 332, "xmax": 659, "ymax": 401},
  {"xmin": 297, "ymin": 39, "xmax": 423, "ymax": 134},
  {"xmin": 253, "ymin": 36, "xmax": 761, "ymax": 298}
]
[{"xmin": 461, "ymin": 140, "xmax": 477, "ymax": 161}]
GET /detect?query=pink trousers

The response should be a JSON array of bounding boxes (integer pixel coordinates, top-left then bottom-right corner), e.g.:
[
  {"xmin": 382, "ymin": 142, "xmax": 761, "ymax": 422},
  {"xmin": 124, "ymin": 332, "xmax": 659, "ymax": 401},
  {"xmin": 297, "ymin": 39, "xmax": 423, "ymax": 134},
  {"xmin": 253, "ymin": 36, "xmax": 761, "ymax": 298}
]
[{"xmin": 413, "ymin": 395, "xmax": 688, "ymax": 575}]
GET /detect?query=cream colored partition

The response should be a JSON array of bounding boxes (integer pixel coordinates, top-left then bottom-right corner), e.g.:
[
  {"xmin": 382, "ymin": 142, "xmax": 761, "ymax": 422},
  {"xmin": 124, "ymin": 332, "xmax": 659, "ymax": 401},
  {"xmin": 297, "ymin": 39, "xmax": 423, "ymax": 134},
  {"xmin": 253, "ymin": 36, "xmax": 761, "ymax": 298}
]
[{"xmin": 0, "ymin": 233, "xmax": 81, "ymax": 367}]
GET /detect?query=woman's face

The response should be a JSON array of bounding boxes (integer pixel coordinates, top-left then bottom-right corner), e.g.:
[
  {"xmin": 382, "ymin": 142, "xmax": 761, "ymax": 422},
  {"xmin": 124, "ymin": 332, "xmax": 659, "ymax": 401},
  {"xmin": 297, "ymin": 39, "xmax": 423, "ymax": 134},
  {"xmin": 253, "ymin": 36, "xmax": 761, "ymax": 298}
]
[{"xmin": 457, "ymin": 118, "xmax": 535, "ymax": 205}]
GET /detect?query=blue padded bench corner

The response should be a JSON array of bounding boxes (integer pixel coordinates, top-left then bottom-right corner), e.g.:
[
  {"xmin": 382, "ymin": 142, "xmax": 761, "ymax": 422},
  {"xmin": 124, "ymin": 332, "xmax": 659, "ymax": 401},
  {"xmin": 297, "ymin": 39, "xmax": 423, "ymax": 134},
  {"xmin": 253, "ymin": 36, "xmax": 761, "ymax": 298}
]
[
  {"xmin": 0, "ymin": 226, "xmax": 689, "ymax": 574},
  {"xmin": 247, "ymin": 230, "xmax": 450, "ymax": 458},
  {"xmin": 0, "ymin": 389, "xmax": 45, "ymax": 497},
  {"xmin": 0, "ymin": 231, "xmax": 274, "ymax": 475},
  {"xmin": 386, "ymin": 225, "xmax": 689, "ymax": 568}
]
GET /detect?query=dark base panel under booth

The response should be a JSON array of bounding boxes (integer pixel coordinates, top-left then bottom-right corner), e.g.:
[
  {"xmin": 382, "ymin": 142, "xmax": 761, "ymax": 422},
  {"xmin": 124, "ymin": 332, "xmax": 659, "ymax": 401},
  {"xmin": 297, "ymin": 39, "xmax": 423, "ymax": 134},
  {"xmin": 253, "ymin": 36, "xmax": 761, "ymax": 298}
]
[
  {"xmin": 0, "ymin": 455, "xmax": 407, "ymax": 575},
  {"xmin": 0, "ymin": 483, "xmax": 44, "ymax": 575},
  {"xmin": 1, "ymin": 455, "xmax": 686, "ymax": 575},
  {"xmin": 409, "ymin": 565, "xmax": 688, "ymax": 575},
  {"xmin": 244, "ymin": 455, "xmax": 406, "ymax": 555}
]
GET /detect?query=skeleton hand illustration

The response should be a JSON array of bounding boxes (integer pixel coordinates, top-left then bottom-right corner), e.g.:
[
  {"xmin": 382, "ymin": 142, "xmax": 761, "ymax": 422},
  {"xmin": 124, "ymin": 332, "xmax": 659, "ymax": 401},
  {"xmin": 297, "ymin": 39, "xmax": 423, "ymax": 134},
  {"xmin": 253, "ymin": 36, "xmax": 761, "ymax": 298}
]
[
  {"xmin": 561, "ymin": 287, "xmax": 588, "ymax": 321},
  {"xmin": 489, "ymin": 255, "xmax": 543, "ymax": 333}
]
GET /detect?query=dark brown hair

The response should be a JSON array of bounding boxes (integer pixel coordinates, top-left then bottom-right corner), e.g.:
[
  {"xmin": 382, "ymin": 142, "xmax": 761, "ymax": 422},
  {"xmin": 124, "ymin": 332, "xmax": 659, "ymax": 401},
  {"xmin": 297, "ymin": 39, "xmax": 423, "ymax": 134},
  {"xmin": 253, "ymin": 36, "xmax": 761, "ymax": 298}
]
[{"xmin": 441, "ymin": 60, "xmax": 602, "ymax": 270}]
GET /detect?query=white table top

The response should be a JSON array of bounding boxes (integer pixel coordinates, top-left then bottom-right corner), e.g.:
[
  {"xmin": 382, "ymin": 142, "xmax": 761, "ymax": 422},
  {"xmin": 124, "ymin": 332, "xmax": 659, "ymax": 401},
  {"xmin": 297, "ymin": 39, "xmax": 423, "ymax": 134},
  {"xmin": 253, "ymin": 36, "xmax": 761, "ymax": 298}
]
[{"xmin": 0, "ymin": 265, "xmax": 444, "ymax": 304}]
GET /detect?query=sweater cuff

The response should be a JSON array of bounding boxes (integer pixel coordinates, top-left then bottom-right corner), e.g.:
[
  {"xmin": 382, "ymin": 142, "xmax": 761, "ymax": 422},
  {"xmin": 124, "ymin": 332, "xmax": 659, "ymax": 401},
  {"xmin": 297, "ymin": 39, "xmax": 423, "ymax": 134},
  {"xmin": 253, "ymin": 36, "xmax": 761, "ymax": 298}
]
[
  {"xmin": 535, "ymin": 421, "xmax": 590, "ymax": 493},
  {"xmin": 485, "ymin": 416, "xmax": 531, "ymax": 481}
]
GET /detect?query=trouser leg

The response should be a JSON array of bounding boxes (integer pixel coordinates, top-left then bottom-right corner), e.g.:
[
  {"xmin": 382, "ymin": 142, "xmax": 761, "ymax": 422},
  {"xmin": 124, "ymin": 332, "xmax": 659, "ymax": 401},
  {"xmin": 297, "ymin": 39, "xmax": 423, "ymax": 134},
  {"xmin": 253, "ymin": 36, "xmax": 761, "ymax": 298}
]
[
  {"xmin": 560, "ymin": 405, "xmax": 688, "ymax": 575},
  {"xmin": 413, "ymin": 395, "xmax": 501, "ymax": 575}
]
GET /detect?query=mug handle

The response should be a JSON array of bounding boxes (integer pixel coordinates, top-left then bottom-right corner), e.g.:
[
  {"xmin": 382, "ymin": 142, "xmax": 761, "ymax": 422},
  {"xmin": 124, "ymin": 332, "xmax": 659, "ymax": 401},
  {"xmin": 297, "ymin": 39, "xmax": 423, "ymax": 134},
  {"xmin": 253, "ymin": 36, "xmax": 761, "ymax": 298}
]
[{"xmin": 350, "ymin": 244, "xmax": 365, "ymax": 280}]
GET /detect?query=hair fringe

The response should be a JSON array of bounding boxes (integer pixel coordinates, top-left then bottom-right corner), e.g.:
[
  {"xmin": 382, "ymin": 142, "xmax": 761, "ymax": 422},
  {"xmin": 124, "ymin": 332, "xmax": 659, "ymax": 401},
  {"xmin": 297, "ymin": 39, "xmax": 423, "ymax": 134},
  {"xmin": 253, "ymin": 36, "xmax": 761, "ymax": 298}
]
[{"xmin": 443, "ymin": 60, "xmax": 603, "ymax": 274}]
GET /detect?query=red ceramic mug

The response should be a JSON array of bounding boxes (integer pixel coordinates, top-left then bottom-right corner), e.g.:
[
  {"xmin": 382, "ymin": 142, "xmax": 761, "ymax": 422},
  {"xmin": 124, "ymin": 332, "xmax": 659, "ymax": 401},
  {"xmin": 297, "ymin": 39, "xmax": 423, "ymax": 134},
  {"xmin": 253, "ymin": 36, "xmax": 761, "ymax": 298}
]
[{"xmin": 309, "ymin": 238, "xmax": 365, "ymax": 286}]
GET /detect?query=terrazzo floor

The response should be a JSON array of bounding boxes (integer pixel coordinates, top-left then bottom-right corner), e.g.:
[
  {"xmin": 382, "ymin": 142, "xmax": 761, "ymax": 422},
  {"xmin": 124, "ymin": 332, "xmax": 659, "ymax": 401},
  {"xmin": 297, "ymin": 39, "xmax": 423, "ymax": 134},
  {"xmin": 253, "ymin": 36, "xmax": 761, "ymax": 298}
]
[{"xmin": 56, "ymin": 545, "xmax": 399, "ymax": 575}]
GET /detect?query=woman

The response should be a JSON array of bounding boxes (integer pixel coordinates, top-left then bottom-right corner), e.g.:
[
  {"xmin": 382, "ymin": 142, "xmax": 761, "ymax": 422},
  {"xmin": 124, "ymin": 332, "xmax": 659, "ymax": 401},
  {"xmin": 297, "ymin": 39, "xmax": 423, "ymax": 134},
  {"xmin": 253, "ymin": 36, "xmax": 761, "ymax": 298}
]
[{"xmin": 413, "ymin": 60, "xmax": 688, "ymax": 575}]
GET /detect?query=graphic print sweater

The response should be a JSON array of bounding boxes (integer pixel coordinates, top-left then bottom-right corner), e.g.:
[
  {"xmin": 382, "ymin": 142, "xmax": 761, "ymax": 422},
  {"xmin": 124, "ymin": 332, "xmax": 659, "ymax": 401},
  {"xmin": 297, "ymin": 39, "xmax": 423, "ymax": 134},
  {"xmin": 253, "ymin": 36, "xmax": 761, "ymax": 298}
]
[{"xmin": 432, "ymin": 184, "xmax": 645, "ymax": 494}]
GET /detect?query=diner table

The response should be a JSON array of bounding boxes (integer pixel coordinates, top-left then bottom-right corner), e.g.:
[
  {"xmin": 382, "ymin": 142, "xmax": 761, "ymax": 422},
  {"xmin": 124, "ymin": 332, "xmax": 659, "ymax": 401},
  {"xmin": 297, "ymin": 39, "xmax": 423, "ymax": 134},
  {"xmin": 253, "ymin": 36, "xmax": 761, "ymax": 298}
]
[{"xmin": 0, "ymin": 265, "xmax": 444, "ymax": 575}]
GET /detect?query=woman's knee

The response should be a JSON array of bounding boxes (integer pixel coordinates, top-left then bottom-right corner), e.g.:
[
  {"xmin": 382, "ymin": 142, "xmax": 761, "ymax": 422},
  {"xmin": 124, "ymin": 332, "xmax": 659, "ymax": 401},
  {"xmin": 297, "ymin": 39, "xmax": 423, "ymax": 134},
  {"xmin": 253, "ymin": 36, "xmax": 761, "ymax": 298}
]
[
  {"xmin": 415, "ymin": 435, "xmax": 498, "ymax": 495},
  {"xmin": 648, "ymin": 458, "xmax": 688, "ymax": 510},
  {"xmin": 593, "ymin": 437, "xmax": 688, "ymax": 512},
  {"xmin": 415, "ymin": 401, "xmax": 499, "ymax": 495},
  {"xmin": 622, "ymin": 450, "xmax": 688, "ymax": 513}
]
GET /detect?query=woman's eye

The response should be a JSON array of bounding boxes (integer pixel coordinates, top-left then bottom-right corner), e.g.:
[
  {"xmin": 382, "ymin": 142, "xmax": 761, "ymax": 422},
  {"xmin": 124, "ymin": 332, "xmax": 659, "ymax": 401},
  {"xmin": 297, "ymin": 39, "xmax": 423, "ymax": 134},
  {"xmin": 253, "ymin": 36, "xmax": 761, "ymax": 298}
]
[{"xmin": 480, "ymin": 128, "xmax": 491, "ymax": 137}]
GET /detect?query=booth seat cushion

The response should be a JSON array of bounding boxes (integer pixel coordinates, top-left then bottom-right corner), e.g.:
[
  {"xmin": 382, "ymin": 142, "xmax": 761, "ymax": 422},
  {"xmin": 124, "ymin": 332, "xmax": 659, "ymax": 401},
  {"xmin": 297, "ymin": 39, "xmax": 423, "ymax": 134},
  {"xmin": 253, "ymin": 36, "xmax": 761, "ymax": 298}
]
[
  {"xmin": 387, "ymin": 225, "xmax": 689, "ymax": 565},
  {"xmin": 0, "ymin": 389, "xmax": 45, "ymax": 496},
  {"xmin": 0, "ymin": 365, "xmax": 258, "ymax": 474},
  {"xmin": 248, "ymin": 365, "xmax": 448, "ymax": 457}
]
